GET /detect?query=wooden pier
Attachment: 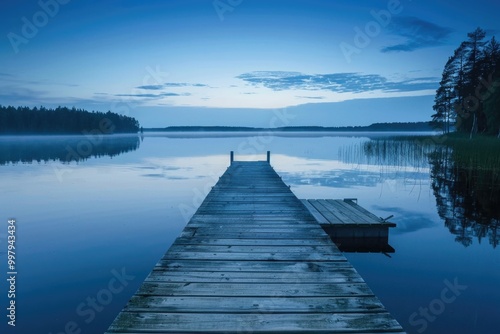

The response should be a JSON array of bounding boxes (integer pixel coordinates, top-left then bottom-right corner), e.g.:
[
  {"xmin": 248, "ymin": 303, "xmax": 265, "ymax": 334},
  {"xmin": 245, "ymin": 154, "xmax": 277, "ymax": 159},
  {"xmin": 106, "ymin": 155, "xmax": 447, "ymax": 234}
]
[
  {"xmin": 106, "ymin": 154, "xmax": 405, "ymax": 333},
  {"xmin": 301, "ymin": 199, "xmax": 396, "ymax": 253}
]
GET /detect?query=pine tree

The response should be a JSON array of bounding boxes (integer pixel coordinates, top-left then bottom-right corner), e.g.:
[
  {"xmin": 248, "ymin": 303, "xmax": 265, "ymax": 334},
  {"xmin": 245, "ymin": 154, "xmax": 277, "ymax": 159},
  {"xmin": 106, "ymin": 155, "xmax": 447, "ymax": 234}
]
[
  {"xmin": 481, "ymin": 37, "xmax": 500, "ymax": 136},
  {"xmin": 450, "ymin": 42, "xmax": 469, "ymax": 132},
  {"xmin": 432, "ymin": 56, "xmax": 457, "ymax": 133},
  {"xmin": 464, "ymin": 28, "xmax": 487, "ymax": 137}
]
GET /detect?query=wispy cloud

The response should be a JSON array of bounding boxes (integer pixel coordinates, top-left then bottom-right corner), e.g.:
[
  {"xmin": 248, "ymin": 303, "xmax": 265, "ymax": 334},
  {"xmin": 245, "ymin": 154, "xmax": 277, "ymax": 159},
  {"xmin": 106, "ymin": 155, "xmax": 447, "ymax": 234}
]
[
  {"xmin": 0, "ymin": 86, "xmax": 103, "ymax": 108},
  {"xmin": 0, "ymin": 87, "xmax": 50, "ymax": 103},
  {"xmin": 236, "ymin": 71, "xmax": 438, "ymax": 93},
  {"xmin": 115, "ymin": 92, "xmax": 190, "ymax": 98},
  {"xmin": 136, "ymin": 82, "xmax": 208, "ymax": 90},
  {"xmin": 0, "ymin": 72, "xmax": 80, "ymax": 87},
  {"xmin": 136, "ymin": 85, "xmax": 164, "ymax": 90},
  {"xmin": 382, "ymin": 16, "xmax": 453, "ymax": 53},
  {"xmin": 296, "ymin": 96, "xmax": 325, "ymax": 100}
]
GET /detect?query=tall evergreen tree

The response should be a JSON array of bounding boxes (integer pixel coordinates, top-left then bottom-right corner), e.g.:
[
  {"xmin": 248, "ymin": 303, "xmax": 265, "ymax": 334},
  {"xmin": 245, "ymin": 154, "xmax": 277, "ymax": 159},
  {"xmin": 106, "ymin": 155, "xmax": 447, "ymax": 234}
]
[
  {"xmin": 432, "ymin": 55, "xmax": 457, "ymax": 133},
  {"xmin": 482, "ymin": 36, "xmax": 500, "ymax": 77},
  {"xmin": 481, "ymin": 37, "xmax": 500, "ymax": 136},
  {"xmin": 464, "ymin": 28, "xmax": 487, "ymax": 137},
  {"xmin": 441, "ymin": 29, "xmax": 499, "ymax": 136},
  {"xmin": 452, "ymin": 42, "xmax": 469, "ymax": 133}
]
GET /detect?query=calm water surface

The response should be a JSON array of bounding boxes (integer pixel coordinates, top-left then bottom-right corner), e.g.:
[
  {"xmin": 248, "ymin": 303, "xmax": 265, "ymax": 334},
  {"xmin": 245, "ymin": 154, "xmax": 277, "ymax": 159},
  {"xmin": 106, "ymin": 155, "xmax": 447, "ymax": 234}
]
[{"xmin": 0, "ymin": 133, "xmax": 499, "ymax": 334}]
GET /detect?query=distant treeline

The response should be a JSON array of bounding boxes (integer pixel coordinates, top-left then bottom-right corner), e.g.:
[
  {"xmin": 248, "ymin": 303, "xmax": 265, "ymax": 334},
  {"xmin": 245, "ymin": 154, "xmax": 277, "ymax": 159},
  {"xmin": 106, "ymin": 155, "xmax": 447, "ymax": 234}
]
[
  {"xmin": 432, "ymin": 27, "xmax": 500, "ymax": 137},
  {"xmin": 145, "ymin": 122, "xmax": 433, "ymax": 132},
  {"xmin": 0, "ymin": 105, "xmax": 140, "ymax": 134}
]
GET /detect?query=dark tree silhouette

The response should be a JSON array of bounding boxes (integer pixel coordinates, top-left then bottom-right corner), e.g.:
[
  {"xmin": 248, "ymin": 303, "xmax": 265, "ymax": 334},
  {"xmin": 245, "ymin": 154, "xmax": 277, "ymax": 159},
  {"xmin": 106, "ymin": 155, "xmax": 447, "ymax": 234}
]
[
  {"xmin": 0, "ymin": 105, "xmax": 140, "ymax": 134},
  {"xmin": 432, "ymin": 56, "xmax": 457, "ymax": 133},
  {"xmin": 433, "ymin": 28, "xmax": 500, "ymax": 137}
]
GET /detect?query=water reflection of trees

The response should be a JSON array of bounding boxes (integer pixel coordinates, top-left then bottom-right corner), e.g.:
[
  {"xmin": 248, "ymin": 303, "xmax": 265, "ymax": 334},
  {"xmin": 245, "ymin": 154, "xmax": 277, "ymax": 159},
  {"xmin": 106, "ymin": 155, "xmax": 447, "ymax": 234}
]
[
  {"xmin": 0, "ymin": 135, "xmax": 141, "ymax": 165},
  {"xmin": 429, "ymin": 146, "xmax": 500, "ymax": 248},
  {"xmin": 342, "ymin": 137, "xmax": 500, "ymax": 248}
]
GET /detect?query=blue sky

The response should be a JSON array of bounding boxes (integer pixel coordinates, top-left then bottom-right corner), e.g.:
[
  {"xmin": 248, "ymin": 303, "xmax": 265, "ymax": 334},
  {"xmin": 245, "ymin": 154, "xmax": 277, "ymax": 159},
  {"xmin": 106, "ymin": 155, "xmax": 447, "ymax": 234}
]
[{"xmin": 1, "ymin": 0, "xmax": 499, "ymax": 127}]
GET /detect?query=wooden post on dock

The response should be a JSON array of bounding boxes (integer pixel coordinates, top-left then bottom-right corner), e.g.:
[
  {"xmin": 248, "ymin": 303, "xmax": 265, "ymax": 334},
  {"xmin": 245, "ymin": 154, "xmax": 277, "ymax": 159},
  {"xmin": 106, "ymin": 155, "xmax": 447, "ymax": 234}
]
[
  {"xmin": 267, "ymin": 151, "xmax": 271, "ymax": 163},
  {"xmin": 230, "ymin": 151, "xmax": 234, "ymax": 165}
]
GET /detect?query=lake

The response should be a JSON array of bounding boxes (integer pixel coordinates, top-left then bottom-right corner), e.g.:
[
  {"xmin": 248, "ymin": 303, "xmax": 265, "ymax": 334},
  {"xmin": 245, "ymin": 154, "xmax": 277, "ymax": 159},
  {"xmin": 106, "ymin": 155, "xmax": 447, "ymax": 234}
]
[{"xmin": 0, "ymin": 132, "xmax": 499, "ymax": 334}]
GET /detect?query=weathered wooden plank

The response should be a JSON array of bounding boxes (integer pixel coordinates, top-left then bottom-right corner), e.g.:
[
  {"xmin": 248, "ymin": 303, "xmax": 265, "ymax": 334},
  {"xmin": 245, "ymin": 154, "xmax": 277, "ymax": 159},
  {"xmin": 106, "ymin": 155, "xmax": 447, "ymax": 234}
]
[
  {"xmin": 181, "ymin": 227, "xmax": 327, "ymax": 236},
  {"xmin": 136, "ymin": 282, "xmax": 374, "ymax": 297},
  {"xmin": 169, "ymin": 243, "xmax": 340, "ymax": 250},
  {"xmin": 179, "ymin": 232, "xmax": 327, "ymax": 239},
  {"xmin": 107, "ymin": 312, "xmax": 403, "ymax": 333},
  {"xmin": 145, "ymin": 269, "xmax": 364, "ymax": 283},
  {"xmin": 300, "ymin": 199, "xmax": 330, "ymax": 225},
  {"xmin": 196, "ymin": 210, "xmax": 308, "ymax": 215},
  {"xmin": 191, "ymin": 215, "xmax": 317, "ymax": 222},
  {"xmin": 308, "ymin": 200, "xmax": 345, "ymax": 224},
  {"xmin": 173, "ymin": 237, "xmax": 333, "ymax": 246},
  {"xmin": 343, "ymin": 199, "xmax": 382, "ymax": 220},
  {"xmin": 206, "ymin": 195, "xmax": 297, "ymax": 201},
  {"xmin": 326, "ymin": 199, "xmax": 375, "ymax": 224},
  {"xmin": 211, "ymin": 186, "xmax": 291, "ymax": 190},
  {"xmin": 196, "ymin": 210, "xmax": 311, "ymax": 217},
  {"xmin": 182, "ymin": 224, "xmax": 325, "ymax": 232},
  {"xmin": 343, "ymin": 199, "xmax": 396, "ymax": 227},
  {"xmin": 168, "ymin": 245, "xmax": 341, "ymax": 254},
  {"xmin": 186, "ymin": 221, "xmax": 317, "ymax": 228},
  {"xmin": 124, "ymin": 295, "xmax": 383, "ymax": 313},
  {"xmin": 162, "ymin": 251, "xmax": 346, "ymax": 261},
  {"xmin": 198, "ymin": 203, "xmax": 303, "ymax": 211},
  {"xmin": 179, "ymin": 230, "xmax": 327, "ymax": 239},
  {"xmin": 193, "ymin": 212, "xmax": 315, "ymax": 218},
  {"xmin": 193, "ymin": 214, "xmax": 311, "ymax": 219},
  {"xmin": 317, "ymin": 199, "xmax": 358, "ymax": 224},
  {"xmin": 154, "ymin": 260, "xmax": 351, "ymax": 272},
  {"xmin": 182, "ymin": 226, "xmax": 327, "ymax": 234}
]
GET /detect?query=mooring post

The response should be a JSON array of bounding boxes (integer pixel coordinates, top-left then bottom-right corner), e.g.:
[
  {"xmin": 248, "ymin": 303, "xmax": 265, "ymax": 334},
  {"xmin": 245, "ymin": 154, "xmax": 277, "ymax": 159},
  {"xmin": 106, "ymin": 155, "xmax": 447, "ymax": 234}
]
[
  {"xmin": 230, "ymin": 151, "xmax": 234, "ymax": 165},
  {"xmin": 267, "ymin": 151, "xmax": 271, "ymax": 164}
]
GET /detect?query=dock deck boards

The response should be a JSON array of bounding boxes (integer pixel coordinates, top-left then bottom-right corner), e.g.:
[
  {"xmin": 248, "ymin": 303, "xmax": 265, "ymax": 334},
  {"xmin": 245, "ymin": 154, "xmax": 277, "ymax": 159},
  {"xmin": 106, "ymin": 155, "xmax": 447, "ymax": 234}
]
[
  {"xmin": 106, "ymin": 160, "xmax": 405, "ymax": 333},
  {"xmin": 301, "ymin": 199, "xmax": 396, "ymax": 227},
  {"xmin": 301, "ymin": 199, "xmax": 396, "ymax": 245}
]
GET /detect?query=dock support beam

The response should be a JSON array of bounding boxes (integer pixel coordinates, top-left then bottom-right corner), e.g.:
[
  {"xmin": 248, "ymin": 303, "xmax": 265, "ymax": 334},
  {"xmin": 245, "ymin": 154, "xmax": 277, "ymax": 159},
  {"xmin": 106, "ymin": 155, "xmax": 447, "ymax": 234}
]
[{"xmin": 267, "ymin": 151, "xmax": 271, "ymax": 163}]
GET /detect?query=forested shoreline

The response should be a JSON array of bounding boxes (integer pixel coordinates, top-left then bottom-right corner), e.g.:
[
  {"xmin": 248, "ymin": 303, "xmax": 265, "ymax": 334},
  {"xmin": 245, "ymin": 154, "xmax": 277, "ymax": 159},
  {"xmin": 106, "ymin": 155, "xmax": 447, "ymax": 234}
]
[
  {"xmin": 0, "ymin": 106, "xmax": 140, "ymax": 134},
  {"xmin": 432, "ymin": 28, "xmax": 500, "ymax": 137},
  {"xmin": 145, "ymin": 122, "xmax": 433, "ymax": 132}
]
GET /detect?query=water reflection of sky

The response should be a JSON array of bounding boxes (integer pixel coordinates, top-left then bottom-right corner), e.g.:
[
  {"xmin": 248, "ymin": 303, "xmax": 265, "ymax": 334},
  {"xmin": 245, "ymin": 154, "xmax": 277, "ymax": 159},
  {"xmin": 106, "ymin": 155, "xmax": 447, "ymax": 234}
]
[{"xmin": 0, "ymin": 133, "xmax": 499, "ymax": 334}]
